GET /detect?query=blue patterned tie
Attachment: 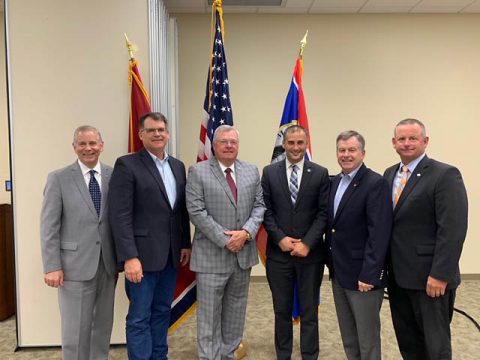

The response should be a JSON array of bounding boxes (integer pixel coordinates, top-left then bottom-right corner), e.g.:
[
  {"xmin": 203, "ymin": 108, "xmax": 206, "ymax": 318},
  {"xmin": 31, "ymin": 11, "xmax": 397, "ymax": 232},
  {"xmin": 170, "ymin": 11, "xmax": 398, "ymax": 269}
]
[
  {"xmin": 290, "ymin": 164, "xmax": 299, "ymax": 204},
  {"xmin": 89, "ymin": 170, "xmax": 101, "ymax": 216}
]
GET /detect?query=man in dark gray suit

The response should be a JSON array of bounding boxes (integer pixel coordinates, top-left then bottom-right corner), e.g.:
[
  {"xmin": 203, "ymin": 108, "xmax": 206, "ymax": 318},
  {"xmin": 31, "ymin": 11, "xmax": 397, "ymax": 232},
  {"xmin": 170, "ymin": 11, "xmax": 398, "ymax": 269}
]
[
  {"xmin": 261, "ymin": 125, "xmax": 329, "ymax": 360},
  {"xmin": 384, "ymin": 118, "xmax": 468, "ymax": 360},
  {"xmin": 186, "ymin": 125, "xmax": 265, "ymax": 360},
  {"xmin": 109, "ymin": 112, "xmax": 191, "ymax": 360},
  {"xmin": 41, "ymin": 125, "xmax": 117, "ymax": 360},
  {"xmin": 326, "ymin": 130, "xmax": 392, "ymax": 360}
]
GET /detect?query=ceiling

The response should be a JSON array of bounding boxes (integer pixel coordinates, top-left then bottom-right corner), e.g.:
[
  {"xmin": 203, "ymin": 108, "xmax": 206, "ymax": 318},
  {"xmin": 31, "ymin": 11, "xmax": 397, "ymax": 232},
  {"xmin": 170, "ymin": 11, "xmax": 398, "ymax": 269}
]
[{"xmin": 164, "ymin": 0, "xmax": 480, "ymax": 14}]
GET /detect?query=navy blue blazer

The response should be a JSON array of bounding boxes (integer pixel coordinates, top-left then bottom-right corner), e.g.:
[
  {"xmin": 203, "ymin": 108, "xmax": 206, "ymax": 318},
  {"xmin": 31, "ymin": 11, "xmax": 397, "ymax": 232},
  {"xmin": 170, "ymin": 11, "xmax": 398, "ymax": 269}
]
[
  {"xmin": 326, "ymin": 164, "xmax": 392, "ymax": 290},
  {"xmin": 108, "ymin": 148, "xmax": 191, "ymax": 272}
]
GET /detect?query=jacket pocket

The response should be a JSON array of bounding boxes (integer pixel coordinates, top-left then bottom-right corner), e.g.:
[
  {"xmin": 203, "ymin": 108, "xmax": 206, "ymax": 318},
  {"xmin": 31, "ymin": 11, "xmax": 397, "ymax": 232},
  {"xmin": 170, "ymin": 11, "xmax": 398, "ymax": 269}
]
[{"xmin": 60, "ymin": 242, "xmax": 78, "ymax": 251}]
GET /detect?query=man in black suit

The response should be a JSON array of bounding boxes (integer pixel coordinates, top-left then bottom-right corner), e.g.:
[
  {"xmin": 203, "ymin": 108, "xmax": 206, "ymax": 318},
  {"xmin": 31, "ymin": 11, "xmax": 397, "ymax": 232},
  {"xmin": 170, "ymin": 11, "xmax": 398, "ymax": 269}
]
[
  {"xmin": 326, "ymin": 130, "xmax": 392, "ymax": 360},
  {"xmin": 384, "ymin": 118, "xmax": 468, "ymax": 360},
  {"xmin": 261, "ymin": 125, "xmax": 329, "ymax": 360},
  {"xmin": 109, "ymin": 112, "xmax": 191, "ymax": 360}
]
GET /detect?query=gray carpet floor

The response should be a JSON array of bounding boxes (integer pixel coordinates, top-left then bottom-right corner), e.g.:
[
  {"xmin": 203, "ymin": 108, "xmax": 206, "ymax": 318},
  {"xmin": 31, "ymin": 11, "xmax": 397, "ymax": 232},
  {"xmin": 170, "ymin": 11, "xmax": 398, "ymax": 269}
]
[{"xmin": 1, "ymin": 279, "xmax": 479, "ymax": 359}]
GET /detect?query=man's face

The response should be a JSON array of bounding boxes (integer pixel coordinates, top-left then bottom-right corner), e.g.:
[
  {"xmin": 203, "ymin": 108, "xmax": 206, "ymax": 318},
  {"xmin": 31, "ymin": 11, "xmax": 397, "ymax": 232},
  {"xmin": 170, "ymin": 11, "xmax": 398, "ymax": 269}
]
[
  {"xmin": 73, "ymin": 130, "xmax": 103, "ymax": 168},
  {"xmin": 213, "ymin": 130, "xmax": 239, "ymax": 166},
  {"xmin": 139, "ymin": 118, "xmax": 170, "ymax": 155},
  {"xmin": 392, "ymin": 123, "xmax": 429, "ymax": 164},
  {"xmin": 283, "ymin": 130, "xmax": 308, "ymax": 164},
  {"xmin": 337, "ymin": 137, "xmax": 365, "ymax": 174}
]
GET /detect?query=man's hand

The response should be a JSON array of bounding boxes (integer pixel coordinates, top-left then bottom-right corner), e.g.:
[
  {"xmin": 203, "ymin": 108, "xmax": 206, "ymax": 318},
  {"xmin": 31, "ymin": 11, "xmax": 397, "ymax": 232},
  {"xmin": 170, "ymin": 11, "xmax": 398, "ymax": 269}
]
[
  {"xmin": 224, "ymin": 230, "xmax": 248, "ymax": 253},
  {"xmin": 278, "ymin": 237, "xmax": 297, "ymax": 252},
  {"xmin": 290, "ymin": 240, "xmax": 310, "ymax": 257},
  {"xmin": 358, "ymin": 281, "xmax": 374, "ymax": 292},
  {"xmin": 125, "ymin": 257, "xmax": 143, "ymax": 283},
  {"xmin": 180, "ymin": 248, "xmax": 191, "ymax": 266},
  {"xmin": 426, "ymin": 276, "xmax": 447, "ymax": 297},
  {"xmin": 44, "ymin": 270, "xmax": 64, "ymax": 288}
]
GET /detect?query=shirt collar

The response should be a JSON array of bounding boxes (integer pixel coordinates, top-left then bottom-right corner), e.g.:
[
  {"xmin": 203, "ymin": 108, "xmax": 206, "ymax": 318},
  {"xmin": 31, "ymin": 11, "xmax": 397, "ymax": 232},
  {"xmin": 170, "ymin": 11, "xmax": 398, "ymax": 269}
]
[
  {"xmin": 286, "ymin": 158, "xmax": 305, "ymax": 170},
  {"xmin": 218, "ymin": 160, "xmax": 235, "ymax": 174},
  {"xmin": 401, "ymin": 153, "xmax": 426, "ymax": 174},
  {"xmin": 147, "ymin": 149, "xmax": 169, "ymax": 163},
  {"xmin": 341, "ymin": 163, "xmax": 362, "ymax": 179},
  {"xmin": 78, "ymin": 159, "xmax": 101, "ymax": 176}
]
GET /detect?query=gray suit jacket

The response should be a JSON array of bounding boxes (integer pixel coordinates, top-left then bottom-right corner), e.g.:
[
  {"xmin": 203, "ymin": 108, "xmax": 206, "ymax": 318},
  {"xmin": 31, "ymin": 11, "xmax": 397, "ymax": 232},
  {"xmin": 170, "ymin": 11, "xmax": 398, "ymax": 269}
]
[
  {"xmin": 186, "ymin": 158, "xmax": 265, "ymax": 273},
  {"xmin": 40, "ymin": 161, "xmax": 117, "ymax": 281}
]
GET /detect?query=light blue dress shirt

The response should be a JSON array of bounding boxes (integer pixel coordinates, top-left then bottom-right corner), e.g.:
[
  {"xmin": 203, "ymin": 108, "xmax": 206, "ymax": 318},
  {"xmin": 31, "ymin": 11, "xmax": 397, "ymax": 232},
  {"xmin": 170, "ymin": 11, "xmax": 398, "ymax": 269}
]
[
  {"xmin": 148, "ymin": 151, "xmax": 177, "ymax": 208},
  {"xmin": 391, "ymin": 153, "xmax": 425, "ymax": 202},
  {"xmin": 333, "ymin": 165, "xmax": 362, "ymax": 217}
]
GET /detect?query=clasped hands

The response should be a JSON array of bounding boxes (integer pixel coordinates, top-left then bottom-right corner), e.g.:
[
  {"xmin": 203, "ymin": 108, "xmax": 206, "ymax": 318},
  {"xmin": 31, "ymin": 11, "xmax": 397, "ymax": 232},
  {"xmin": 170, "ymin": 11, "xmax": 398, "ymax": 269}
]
[
  {"xmin": 278, "ymin": 236, "xmax": 310, "ymax": 257},
  {"xmin": 224, "ymin": 229, "xmax": 249, "ymax": 253}
]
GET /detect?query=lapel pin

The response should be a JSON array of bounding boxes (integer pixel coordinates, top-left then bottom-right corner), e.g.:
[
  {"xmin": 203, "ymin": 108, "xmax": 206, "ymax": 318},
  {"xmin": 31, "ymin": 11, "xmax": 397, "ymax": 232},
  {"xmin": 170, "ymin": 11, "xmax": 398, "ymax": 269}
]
[
  {"xmin": 417, "ymin": 173, "xmax": 421, "ymax": 177},
  {"xmin": 307, "ymin": 168, "xmax": 311, "ymax": 173},
  {"xmin": 353, "ymin": 183, "xmax": 358, "ymax": 187}
]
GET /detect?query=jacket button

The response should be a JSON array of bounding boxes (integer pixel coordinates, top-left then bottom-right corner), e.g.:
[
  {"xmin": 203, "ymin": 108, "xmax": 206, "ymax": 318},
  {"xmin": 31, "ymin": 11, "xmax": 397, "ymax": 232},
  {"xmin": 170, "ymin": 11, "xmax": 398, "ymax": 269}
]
[
  {"xmin": 332, "ymin": 229, "xmax": 336, "ymax": 233},
  {"xmin": 96, "ymin": 241, "xmax": 100, "ymax": 245}
]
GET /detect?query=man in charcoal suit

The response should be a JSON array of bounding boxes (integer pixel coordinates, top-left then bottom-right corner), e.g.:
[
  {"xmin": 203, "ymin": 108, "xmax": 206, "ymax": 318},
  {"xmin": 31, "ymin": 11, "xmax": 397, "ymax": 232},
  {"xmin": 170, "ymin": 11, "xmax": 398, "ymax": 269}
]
[
  {"xmin": 186, "ymin": 125, "xmax": 265, "ymax": 360},
  {"xmin": 326, "ymin": 130, "xmax": 392, "ymax": 360},
  {"xmin": 384, "ymin": 118, "xmax": 468, "ymax": 359},
  {"xmin": 41, "ymin": 125, "xmax": 117, "ymax": 360},
  {"xmin": 261, "ymin": 125, "xmax": 330, "ymax": 360},
  {"xmin": 109, "ymin": 112, "xmax": 191, "ymax": 360}
]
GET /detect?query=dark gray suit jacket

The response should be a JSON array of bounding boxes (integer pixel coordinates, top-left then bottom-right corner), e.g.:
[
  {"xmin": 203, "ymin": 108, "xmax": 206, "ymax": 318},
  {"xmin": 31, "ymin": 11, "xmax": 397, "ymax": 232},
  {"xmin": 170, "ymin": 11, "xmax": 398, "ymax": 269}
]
[
  {"xmin": 261, "ymin": 159, "xmax": 330, "ymax": 264},
  {"xmin": 384, "ymin": 156, "xmax": 468, "ymax": 290}
]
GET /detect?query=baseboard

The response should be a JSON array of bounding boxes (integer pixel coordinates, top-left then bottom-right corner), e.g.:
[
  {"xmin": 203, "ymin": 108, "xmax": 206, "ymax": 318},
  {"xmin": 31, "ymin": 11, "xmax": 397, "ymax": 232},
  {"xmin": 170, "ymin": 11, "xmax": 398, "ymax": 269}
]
[{"xmin": 251, "ymin": 274, "xmax": 480, "ymax": 282}]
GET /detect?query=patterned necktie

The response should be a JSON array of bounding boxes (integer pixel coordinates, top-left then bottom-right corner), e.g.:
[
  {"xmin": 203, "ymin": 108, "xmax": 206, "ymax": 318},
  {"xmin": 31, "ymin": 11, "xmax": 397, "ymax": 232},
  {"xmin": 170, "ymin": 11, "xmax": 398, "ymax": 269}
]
[
  {"xmin": 225, "ymin": 168, "xmax": 237, "ymax": 203},
  {"xmin": 89, "ymin": 170, "xmax": 101, "ymax": 216},
  {"xmin": 393, "ymin": 165, "xmax": 409, "ymax": 207},
  {"xmin": 290, "ymin": 164, "xmax": 299, "ymax": 204}
]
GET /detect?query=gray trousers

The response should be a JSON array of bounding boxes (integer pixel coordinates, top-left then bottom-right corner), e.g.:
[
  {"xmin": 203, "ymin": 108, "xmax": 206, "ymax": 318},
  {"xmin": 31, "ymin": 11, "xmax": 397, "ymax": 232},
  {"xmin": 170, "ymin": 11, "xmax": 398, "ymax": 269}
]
[
  {"xmin": 332, "ymin": 277, "xmax": 384, "ymax": 360},
  {"xmin": 196, "ymin": 263, "xmax": 251, "ymax": 360},
  {"xmin": 58, "ymin": 258, "xmax": 117, "ymax": 360}
]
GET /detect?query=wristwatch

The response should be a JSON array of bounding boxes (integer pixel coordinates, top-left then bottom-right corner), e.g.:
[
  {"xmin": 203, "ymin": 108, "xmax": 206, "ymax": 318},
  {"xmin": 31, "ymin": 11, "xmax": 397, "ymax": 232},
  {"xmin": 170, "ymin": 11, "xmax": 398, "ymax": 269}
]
[{"xmin": 244, "ymin": 230, "xmax": 252, "ymax": 240}]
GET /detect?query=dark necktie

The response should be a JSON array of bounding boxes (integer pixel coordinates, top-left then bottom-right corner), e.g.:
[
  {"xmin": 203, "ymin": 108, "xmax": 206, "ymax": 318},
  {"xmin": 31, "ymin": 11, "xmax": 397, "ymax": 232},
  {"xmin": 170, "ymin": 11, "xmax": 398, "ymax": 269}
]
[
  {"xmin": 89, "ymin": 170, "xmax": 101, "ymax": 216},
  {"xmin": 290, "ymin": 164, "xmax": 298, "ymax": 204},
  {"xmin": 225, "ymin": 168, "xmax": 237, "ymax": 203}
]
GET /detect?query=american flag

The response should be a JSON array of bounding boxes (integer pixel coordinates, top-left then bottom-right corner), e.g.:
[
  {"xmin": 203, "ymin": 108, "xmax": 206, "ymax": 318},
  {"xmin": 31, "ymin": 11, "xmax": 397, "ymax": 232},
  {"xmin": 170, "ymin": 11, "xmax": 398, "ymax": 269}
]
[{"xmin": 197, "ymin": 5, "xmax": 233, "ymax": 162}]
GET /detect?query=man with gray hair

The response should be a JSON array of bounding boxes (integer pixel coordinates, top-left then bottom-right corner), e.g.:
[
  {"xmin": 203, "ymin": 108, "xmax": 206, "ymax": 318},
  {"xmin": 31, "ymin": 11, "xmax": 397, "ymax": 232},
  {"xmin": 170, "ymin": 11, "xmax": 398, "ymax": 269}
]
[
  {"xmin": 326, "ymin": 130, "xmax": 392, "ymax": 360},
  {"xmin": 40, "ymin": 125, "xmax": 117, "ymax": 360},
  {"xmin": 186, "ymin": 125, "xmax": 265, "ymax": 360}
]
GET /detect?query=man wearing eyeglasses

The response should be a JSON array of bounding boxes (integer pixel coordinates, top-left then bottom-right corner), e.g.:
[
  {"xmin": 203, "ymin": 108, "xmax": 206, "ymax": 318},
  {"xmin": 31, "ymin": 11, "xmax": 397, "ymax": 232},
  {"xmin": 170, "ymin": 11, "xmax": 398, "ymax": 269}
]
[
  {"xmin": 109, "ymin": 112, "xmax": 191, "ymax": 360},
  {"xmin": 186, "ymin": 125, "xmax": 265, "ymax": 360}
]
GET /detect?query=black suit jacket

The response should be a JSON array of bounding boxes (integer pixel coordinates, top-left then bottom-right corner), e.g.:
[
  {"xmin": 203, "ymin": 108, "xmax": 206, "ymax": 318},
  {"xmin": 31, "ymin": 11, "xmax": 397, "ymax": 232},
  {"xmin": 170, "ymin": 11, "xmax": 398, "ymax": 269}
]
[
  {"xmin": 261, "ymin": 160, "xmax": 329, "ymax": 264},
  {"xmin": 108, "ymin": 148, "xmax": 191, "ymax": 271},
  {"xmin": 326, "ymin": 164, "xmax": 392, "ymax": 290},
  {"xmin": 384, "ymin": 156, "xmax": 468, "ymax": 290}
]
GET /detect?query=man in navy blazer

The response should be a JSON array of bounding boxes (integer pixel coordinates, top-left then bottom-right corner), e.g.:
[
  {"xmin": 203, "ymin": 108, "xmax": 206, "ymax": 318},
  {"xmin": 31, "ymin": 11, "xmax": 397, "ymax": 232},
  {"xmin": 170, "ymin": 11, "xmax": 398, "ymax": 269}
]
[
  {"xmin": 326, "ymin": 130, "xmax": 392, "ymax": 360},
  {"xmin": 384, "ymin": 119, "xmax": 468, "ymax": 359},
  {"xmin": 109, "ymin": 112, "xmax": 191, "ymax": 360},
  {"xmin": 262, "ymin": 125, "xmax": 329, "ymax": 360}
]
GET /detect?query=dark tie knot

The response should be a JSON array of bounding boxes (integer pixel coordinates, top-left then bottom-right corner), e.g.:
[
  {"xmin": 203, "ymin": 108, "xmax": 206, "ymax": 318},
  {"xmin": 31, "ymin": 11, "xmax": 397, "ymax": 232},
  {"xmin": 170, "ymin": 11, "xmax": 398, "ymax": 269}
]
[{"xmin": 225, "ymin": 168, "xmax": 232, "ymax": 174}]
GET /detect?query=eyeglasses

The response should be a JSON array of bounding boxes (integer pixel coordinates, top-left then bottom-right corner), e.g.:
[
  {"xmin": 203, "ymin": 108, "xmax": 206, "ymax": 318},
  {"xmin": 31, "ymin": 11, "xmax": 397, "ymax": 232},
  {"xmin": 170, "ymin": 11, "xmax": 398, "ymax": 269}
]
[
  {"xmin": 142, "ymin": 127, "xmax": 166, "ymax": 135},
  {"xmin": 217, "ymin": 139, "xmax": 238, "ymax": 146}
]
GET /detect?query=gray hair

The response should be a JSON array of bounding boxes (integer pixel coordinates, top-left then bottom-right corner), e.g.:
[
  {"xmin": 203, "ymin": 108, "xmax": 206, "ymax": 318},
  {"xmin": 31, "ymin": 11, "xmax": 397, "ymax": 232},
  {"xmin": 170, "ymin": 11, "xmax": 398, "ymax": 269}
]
[
  {"xmin": 213, "ymin": 125, "xmax": 240, "ymax": 143},
  {"xmin": 72, "ymin": 125, "xmax": 103, "ymax": 145},
  {"xmin": 336, "ymin": 130, "xmax": 365, "ymax": 151},
  {"xmin": 395, "ymin": 118, "xmax": 427, "ymax": 137}
]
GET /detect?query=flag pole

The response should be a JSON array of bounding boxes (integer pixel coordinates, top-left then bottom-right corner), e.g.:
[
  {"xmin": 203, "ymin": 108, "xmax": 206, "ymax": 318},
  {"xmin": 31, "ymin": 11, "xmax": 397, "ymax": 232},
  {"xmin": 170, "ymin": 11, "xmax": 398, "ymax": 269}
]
[
  {"xmin": 124, "ymin": 33, "xmax": 135, "ymax": 61},
  {"xmin": 299, "ymin": 30, "xmax": 308, "ymax": 58}
]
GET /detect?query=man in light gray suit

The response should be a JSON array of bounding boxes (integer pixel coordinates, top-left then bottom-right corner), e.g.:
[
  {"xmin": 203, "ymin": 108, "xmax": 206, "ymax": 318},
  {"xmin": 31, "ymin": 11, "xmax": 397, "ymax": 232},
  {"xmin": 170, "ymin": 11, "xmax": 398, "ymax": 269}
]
[
  {"xmin": 41, "ymin": 125, "xmax": 117, "ymax": 360},
  {"xmin": 186, "ymin": 125, "xmax": 265, "ymax": 360}
]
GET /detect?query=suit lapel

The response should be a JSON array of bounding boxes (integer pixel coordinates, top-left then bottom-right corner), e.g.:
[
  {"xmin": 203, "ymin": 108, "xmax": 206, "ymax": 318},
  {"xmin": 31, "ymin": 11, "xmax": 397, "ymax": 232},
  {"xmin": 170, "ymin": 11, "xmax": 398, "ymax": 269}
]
[
  {"xmin": 139, "ymin": 148, "xmax": 171, "ymax": 208},
  {"xmin": 210, "ymin": 158, "xmax": 236, "ymax": 207},
  {"xmin": 71, "ymin": 162, "xmax": 98, "ymax": 218},
  {"xmin": 329, "ymin": 175, "xmax": 341, "ymax": 224},
  {"xmin": 295, "ymin": 161, "xmax": 313, "ymax": 206},
  {"xmin": 334, "ymin": 164, "xmax": 367, "ymax": 223},
  {"xmin": 99, "ymin": 163, "xmax": 110, "ymax": 219},
  {"xmin": 276, "ymin": 161, "xmax": 292, "ymax": 206},
  {"xmin": 168, "ymin": 158, "xmax": 182, "ymax": 210},
  {"xmin": 394, "ymin": 156, "xmax": 429, "ymax": 213}
]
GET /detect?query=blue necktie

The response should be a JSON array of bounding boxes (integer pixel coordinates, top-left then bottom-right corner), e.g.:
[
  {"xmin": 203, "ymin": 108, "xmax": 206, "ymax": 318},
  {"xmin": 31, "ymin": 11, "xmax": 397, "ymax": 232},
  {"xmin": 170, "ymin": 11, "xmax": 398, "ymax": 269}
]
[
  {"xmin": 89, "ymin": 170, "xmax": 101, "ymax": 216},
  {"xmin": 290, "ymin": 165, "xmax": 299, "ymax": 204}
]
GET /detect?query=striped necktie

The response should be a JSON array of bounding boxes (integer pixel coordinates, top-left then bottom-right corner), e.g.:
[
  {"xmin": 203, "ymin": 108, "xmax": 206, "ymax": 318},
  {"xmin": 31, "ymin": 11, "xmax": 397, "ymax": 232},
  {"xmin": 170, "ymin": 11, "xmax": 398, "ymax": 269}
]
[
  {"xmin": 290, "ymin": 164, "xmax": 299, "ymax": 204},
  {"xmin": 393, "ymin": 165, "xmax": 408, "ymax": 207}
]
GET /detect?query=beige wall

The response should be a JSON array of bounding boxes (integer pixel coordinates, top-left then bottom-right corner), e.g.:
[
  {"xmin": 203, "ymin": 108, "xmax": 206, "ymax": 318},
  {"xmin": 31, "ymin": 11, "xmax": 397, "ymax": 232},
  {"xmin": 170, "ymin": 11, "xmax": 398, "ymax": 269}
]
[
  {"xmin": 8, "ymin": 0, "xmax": 149, "ymax": 346},
  {"xmin": 0, "ymin": 10, "xmax": 10, "ymax": 204},
  {"xmin": 175, "ymin": 13, "xmax": 480, "ymax": 276}
]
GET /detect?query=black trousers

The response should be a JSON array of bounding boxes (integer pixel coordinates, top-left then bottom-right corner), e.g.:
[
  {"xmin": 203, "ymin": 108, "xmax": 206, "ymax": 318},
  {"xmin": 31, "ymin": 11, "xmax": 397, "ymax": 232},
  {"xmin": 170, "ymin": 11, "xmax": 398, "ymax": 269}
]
[
  {"xmin": 388, "ymin": 277, "xmax": 456, "ymax": 360},
  {"xmin": 266, "ymin": 258, "xmax": 324, "ymax": 360}
]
